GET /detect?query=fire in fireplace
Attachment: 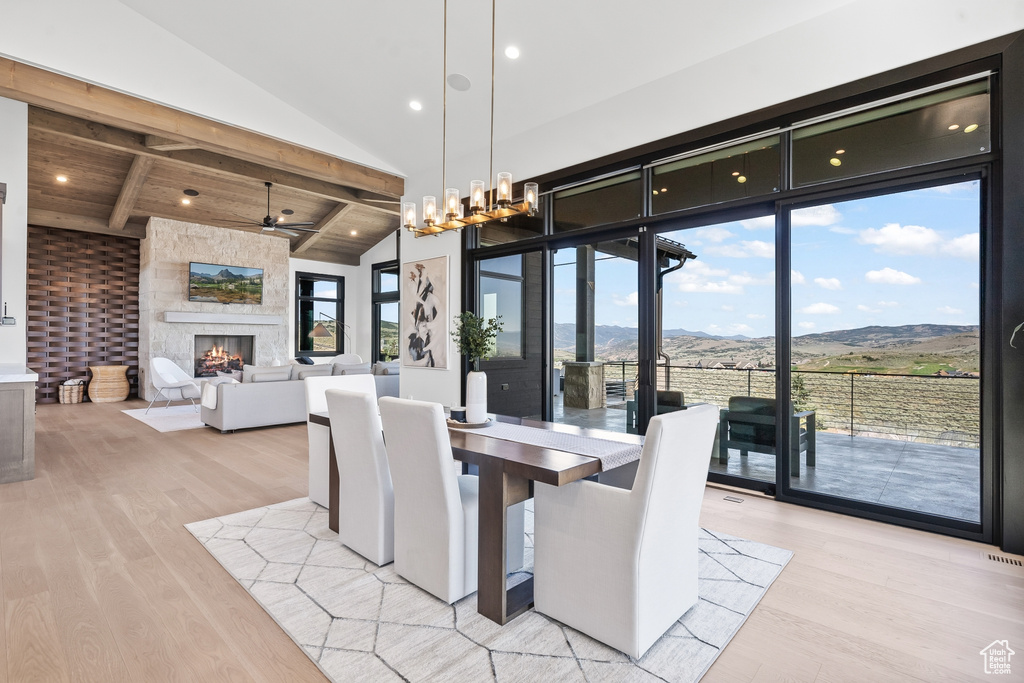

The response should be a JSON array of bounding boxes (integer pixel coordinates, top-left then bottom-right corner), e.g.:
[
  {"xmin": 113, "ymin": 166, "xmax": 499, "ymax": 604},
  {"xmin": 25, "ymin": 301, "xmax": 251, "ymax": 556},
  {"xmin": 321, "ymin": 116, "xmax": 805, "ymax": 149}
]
[{"xmin": 194, "ymin": 335, "xmax": 254, "ymax": 377}]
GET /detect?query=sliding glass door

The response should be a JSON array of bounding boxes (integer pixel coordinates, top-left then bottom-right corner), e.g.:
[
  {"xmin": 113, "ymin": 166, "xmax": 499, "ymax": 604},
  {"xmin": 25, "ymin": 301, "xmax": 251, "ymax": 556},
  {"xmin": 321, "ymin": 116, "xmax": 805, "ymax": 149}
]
[{"xmin": 785, "ymin": 181, "xmax": 981, "ymax": 524}]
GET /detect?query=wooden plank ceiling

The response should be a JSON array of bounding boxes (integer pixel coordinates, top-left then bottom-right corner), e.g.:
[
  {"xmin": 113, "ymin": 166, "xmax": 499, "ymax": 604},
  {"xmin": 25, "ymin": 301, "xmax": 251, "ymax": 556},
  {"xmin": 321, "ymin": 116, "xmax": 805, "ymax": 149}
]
[
  {"xmin": 25, "ymin": 108, "xmax": 401, "ymax": 266},
  {"xmin": 24, "ymin": 105, "xmax": 399, "ymax": 266}
]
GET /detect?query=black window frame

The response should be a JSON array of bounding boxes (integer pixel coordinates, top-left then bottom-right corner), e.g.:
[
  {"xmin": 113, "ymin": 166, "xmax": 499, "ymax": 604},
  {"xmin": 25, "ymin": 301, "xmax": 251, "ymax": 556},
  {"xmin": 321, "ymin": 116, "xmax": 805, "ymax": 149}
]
[
  {"xmin": 371, "ymin": 260, "xmax": 400, "ymax": 363},
  {"xmin": 295, "ymin": 271, "xmax": 345, "ymax": 358}
]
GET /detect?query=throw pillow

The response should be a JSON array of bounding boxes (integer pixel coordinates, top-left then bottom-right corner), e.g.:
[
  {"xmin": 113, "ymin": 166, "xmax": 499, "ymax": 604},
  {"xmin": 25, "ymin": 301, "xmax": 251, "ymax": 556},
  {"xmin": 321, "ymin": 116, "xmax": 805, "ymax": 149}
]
[
  {"xmin": 296, "ymin": 365, "xmax": 333, "ymax": 380},
  {"xmin": 251, "ymin": 370, "xmax": 291, "ymax": 383},
  {"xmin": 331, "ymin": 362, "xmax": 372, "ymax": 376},
  {"xmin": 217, "ymin": 370, "xmax": 243, "ymax": 382},
  {"xmin": 243, "ymin": 364, "xmax": 291, "ymax": 383},
  {"xmin": 374, "ymin": 361, "xmax": 401, "ymax": 376}
]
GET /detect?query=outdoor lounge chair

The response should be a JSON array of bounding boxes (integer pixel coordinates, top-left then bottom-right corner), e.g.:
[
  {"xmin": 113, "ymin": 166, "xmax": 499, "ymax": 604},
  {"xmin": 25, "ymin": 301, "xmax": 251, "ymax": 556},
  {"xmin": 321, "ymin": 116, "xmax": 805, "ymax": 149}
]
[{"xmin": 718, "ymin": 396, "xmax": 816, "ymax": 476}]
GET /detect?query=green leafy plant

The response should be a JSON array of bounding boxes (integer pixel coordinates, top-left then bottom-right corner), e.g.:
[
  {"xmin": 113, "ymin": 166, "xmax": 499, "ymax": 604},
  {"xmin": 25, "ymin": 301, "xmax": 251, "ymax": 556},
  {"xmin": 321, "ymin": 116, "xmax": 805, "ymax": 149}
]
[{"xmin": 452, "ymin": 312, "xmax": 503, "ymax": 371}]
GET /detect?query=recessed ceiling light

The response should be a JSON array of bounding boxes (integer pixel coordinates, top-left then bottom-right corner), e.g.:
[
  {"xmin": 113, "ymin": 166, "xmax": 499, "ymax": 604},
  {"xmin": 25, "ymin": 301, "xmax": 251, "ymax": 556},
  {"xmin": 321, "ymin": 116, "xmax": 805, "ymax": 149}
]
[
  {"xmin": 660, "ymin": 188, "xmax": 668, "ymax": 193},
  {"xmin": 504, "ymin": 46, "xmax": 520, "ymax": 59},
  {"xmin": 731, "ymin": 171, "xmax": 740, "ymax": 176},
  {"xmin": 181, "ymin": 198, "xmax": 191, "ymax": 205},
  {"xmin": 964, "ymin": 123, "xmax": 979, "ymax": 133},
  {"xmin": 835, "ymin": 149, "xmax": 845, "ymax": 155},
  {"xmin": 409, "ymin": 100, "xmax": 423, "ymax": 111},
  {"xmin": 55, "ymin": 175, "xmax": 68, "ymax": 183},
  {"xmin": 350, "ymin": 230, "xmax": 358, "ymax": 236},
  {"xmin": 737, "ymin": 175, "xmax": 747, "ymax": 184},
  {"xmin": 830, "ymin": 158, "xmax": 842, "ymax": 166},
  {"xmin": 183, "ymin": 188, "xmax": 199, "ymax": 197},
  {"xmin": 652, "ymin": 190, "xmax": 659, "ymax": 195},
  {"xmin": 948, "ymin": 124, "xmax": 960, "ymax": 131}
]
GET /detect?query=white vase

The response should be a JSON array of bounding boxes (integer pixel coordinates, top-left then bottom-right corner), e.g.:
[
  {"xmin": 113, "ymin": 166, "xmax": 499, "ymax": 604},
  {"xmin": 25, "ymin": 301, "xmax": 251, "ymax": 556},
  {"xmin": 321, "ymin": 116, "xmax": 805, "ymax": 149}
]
[{"xmin": 466, "ymin": 370, "xmax": 488, "ymax": 424}]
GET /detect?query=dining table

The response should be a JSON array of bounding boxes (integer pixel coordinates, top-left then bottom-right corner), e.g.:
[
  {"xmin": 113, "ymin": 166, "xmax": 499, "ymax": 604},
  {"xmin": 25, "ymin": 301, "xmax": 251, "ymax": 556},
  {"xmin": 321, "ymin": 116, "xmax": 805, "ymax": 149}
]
[{"xmin": 307, "ymin": 410, "xmax": 644, "ymax": 626}]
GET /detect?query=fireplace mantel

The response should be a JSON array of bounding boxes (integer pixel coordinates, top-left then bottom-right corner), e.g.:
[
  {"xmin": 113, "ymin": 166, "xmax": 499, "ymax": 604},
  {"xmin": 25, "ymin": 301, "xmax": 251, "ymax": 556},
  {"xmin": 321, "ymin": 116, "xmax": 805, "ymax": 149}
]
[{"xmin": 163, "ymin": 311, "xmax": 283, "ymax": 325}]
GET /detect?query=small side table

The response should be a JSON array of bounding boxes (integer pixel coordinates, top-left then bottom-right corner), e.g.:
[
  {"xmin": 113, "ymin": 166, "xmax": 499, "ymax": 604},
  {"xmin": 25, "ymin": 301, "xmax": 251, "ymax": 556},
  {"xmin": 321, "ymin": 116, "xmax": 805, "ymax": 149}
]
[{"xmin": 88, "ymin": 365, "xmax": 130, "ymax": 403}]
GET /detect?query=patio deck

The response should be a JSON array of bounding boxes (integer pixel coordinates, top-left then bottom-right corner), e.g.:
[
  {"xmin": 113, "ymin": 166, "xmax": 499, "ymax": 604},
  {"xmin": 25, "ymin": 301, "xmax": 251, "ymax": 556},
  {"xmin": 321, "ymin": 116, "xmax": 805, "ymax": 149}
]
[{"xmin": 542, "ymin": 395, "xmax": 981, "ymax": 523}]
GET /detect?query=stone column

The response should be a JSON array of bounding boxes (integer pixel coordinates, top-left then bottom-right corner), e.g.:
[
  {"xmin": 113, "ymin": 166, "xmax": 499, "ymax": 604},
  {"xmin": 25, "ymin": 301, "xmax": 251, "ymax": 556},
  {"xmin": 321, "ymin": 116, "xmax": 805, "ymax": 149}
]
[{"xmin": 563, "ymin": 361, "xmax": 605, "ymax": 409}]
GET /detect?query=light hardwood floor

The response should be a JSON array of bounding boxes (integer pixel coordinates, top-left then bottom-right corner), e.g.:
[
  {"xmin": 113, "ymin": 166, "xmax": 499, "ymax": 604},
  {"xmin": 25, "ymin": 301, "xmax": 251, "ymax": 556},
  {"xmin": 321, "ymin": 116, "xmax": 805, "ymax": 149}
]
[{"xmin": 2, "ymin": 399, "xmax": 1021, "ymax": 682}]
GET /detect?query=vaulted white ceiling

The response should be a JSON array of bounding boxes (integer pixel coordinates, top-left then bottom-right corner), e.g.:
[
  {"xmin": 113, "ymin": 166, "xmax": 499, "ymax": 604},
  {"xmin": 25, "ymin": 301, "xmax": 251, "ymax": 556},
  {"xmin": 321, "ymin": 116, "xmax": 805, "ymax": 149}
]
[{"xmin": 8, "ymin": 1, "xmax": 1024, "ymax": 199}]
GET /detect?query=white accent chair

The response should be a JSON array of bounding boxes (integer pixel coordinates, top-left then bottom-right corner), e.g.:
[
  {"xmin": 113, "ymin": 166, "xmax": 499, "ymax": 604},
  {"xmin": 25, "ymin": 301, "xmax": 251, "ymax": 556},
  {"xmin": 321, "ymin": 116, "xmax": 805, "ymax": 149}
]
[
  {"xmin": 303, "ymin": 374, "xmax": 378, "ymax": 508},
  {"xmin": 533, "ymin": 403, "xmax": 720, "ymax": 659},
  {"xmin": 147, "ymin": 357, "xmax": 201, "ymax": 414},
  {"xmin": 378, "ymin": 397, "xmax": 479, "ymax": 603},
  {"xmin": 325, "ymin": 388, "xmax": 394, "ymax": 566}
]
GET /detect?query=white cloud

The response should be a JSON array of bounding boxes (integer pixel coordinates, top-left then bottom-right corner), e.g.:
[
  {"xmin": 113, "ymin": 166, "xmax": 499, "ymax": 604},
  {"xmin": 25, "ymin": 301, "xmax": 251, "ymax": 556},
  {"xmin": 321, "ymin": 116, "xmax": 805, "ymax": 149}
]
[
  {"xmin": 699, "ymin": 226, "xmax": 735, "ymax": 243},
  {"xmin": 739, "ymin": 215, "xmax": 774, "ymax": 230},
  {"xmin": 797, "ymin": 322, "xmax": 816, "ymax": 330},
  {"xmin": 800, "ymin": 302, "xmax": 840, "ymax": 314},
  {"xmin": 705, "ymin": 240, "xmax": 774, "ymax": 258},
  {"xmin": 943, "ymin": 232, "xmax": 979, "ymax": 259},
  {"xmin": 865, "ymin": 267, "xmax": 921, "ymax": 285},
  {"xmin": 792, "ymin": 204, "xmax": 843, "ymax": 227},
  {"xmin": 721, "ymin": 305, "xmax": 735, "ymax": 312},
  {"xmin": 612, "ymin": 291, "xmax": 638, "ymax": 307},
  {"xmin": 747, "ymin": 313, "xmax": 767, "ymax": 319},
  {"xmin": 878, "ymin": 300, "xmax": 899, "ymax": 307},
  {"xmin": 668, "ymin": 260, "xmax": 743, "ymax": 294},
  {"xmin": 937, "ymin": 305, "xmax": 964, "ymax": 315},
  {"xmin": 858, "ymin": 223, "xmax": 942, "ymax": 255},
  {"xmin": 791, "ymin": 270, "xmax": 806, "ymax": 285},
  {"xmin": 857, "ymin": 304, "xmax": 881, "ymax": 313},
  {"xmin": 731, "ymin": 324, "xmax": 754, "ymax": 334},
  {"xmin": 728, "ymin": 272, "xmax": 774, "ymax": 287},
  {"xmin": 741, "ymin": 205, "xmax": 841, "ymax": 229},
  {"xmin": 814, "ymin": 277, "xmax": 842, "ymax": 290},
  {"xmin": 828, "ymin": 226, "xmax": 857, "ymax": 235}
]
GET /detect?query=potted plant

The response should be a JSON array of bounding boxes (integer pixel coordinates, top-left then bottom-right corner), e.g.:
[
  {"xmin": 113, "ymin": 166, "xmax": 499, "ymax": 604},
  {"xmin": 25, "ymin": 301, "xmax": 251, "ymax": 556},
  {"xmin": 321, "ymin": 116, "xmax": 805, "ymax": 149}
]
[{"xmin": 452, "ymin": 312, "xmax": 503, "ymax": 423}]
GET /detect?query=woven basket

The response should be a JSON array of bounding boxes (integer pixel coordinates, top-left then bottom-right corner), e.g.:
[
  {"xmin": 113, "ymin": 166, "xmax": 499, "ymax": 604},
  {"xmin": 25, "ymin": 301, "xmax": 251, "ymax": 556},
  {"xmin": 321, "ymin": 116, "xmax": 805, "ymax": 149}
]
[{"xmin": 59, "ymin": 383, "xmax": 85, "ymax": 404}]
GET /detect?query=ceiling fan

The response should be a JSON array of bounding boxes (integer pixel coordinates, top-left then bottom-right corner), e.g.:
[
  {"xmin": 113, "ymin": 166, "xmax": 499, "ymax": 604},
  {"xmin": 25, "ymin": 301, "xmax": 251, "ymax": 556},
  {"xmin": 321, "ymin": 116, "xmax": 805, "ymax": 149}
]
[{"xmin": 218, "ymin": 182, "xmax": 318, "ymax": 237}]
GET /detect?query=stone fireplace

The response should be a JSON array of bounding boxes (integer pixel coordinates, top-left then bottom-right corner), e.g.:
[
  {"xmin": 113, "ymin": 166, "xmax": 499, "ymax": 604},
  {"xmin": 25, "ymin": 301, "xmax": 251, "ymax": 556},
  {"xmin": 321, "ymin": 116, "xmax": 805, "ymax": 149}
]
[
  {"xmin": 138, "ymin": 218, "xmax": 290, "ymax": 401},
  {"xmin": 194, "ymin": 335, "xmax": 254, "ymax": 377}
]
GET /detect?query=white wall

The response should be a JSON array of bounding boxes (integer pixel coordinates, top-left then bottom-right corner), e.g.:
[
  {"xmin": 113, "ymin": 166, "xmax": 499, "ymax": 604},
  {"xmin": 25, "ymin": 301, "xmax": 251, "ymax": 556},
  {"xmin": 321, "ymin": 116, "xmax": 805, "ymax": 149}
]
[
  {"xmin": 0, "ymin": 0, "xmax": 398, "ymax": 175},
  {"xmin": 0, "ymin": 97, "xmax": 27, "ymax": 365}
]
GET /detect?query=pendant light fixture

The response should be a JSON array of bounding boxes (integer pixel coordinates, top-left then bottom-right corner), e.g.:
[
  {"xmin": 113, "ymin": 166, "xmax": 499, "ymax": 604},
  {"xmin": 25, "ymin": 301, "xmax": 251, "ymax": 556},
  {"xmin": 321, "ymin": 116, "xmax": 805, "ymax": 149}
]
[{"xmin": 404, "ymin": 0, "xmax": 539, "ymax": 237}]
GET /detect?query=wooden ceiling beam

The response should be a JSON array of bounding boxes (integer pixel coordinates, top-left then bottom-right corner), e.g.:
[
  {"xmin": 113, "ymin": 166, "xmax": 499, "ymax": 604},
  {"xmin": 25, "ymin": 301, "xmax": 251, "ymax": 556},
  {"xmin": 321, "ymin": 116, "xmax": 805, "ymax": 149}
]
[
  {"xmin": 291, "ymin": 248, "xmax": 360, "ymax": 267},
  {"xmin": 1, "ymin": 57, "xmax": 403, "ymax": 197},
  {"xmin": 144, "ymin": 134, "xmax": 199, "ymax": 151},
  {"xmin": 28, "ymin": 109, "xmax": 398, "ymax": 216},
  {"xmin": 30, "ymin": 208, "xmax": 147, "ymax": 239},
  {"xmin": 292, "ymin": 203, "xmax": 355, "ymax": 255},
  {"xmin": 109, "ymin": 155, "xmax": 155, "ymax": 231}
]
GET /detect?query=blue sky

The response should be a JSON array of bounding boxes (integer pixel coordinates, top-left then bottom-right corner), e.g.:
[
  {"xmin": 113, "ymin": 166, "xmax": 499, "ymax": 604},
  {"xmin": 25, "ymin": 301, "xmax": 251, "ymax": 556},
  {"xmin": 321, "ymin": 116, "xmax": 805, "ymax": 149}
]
[{"xmin": 553, "ymin": 180, "xmax": 980, "ymax": 338}]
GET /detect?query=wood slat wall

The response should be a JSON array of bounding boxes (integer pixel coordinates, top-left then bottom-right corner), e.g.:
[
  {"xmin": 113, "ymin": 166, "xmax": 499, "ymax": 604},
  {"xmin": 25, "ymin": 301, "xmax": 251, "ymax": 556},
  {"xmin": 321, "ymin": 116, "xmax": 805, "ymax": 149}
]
[{"xmin": 26, "ymin": 226, "xmax": 141, "ymax": 403}]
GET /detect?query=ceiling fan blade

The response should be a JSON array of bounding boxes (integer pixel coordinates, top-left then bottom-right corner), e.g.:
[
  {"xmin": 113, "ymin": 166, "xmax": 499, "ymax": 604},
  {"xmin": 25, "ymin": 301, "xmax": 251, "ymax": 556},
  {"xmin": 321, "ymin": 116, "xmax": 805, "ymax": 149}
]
[
  {"xmin": 275, "ymin": 221, "xmax": 316, "ymax": 229},
  {"xmin": 276, "ymin": 228, "xmax": 300, "ymax": 237}
]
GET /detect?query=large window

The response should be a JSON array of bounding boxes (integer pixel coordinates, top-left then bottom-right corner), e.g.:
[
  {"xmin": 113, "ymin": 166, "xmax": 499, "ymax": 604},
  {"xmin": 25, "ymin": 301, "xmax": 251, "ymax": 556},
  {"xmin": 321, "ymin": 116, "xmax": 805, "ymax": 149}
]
[
  {"xmin": 372, "ymin": 261, "xmax": 400, "ymax": 362},
  {"xmin": 296, "ymin": 272, "xmax": 345, "ymax": 357}
]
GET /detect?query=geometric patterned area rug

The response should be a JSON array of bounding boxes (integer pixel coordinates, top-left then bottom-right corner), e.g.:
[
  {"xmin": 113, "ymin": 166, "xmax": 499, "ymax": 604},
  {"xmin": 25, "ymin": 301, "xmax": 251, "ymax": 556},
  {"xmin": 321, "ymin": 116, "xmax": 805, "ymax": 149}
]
[
  {"xmin": 186, "ymin": 498, "xmax": 792, "ymax": 682},
  {"xmin": 122, "ymin": 404, "xmax": 206, "ymax": 432}
]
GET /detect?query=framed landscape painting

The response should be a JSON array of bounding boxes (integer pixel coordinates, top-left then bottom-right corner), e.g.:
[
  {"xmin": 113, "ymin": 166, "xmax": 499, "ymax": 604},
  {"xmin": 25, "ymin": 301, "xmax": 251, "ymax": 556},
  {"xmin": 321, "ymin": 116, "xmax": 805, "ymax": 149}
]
[{"xmin": 401, "ymin": 255, "xmax": 448, "ymax": 369}]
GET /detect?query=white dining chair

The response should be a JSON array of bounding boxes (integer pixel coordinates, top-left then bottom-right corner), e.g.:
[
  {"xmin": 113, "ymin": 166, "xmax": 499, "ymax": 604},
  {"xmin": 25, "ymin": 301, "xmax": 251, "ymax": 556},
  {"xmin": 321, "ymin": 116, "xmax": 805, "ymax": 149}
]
[
  {"xmin": 303, "ymin": 374, "xmax": 377, "ymax": 508},
  {"xmin": 533, "ymin": 403, "xmax": 719, "ymax": 659},
  {"xmin": 147, "ymin": 357, "xmax": 201, "ymax": 414},
  {"xmin": 378, "ymin": 397, "xmax": 479, "ymax": 604},
  {"xmin": 325, "ymin": 388, "xmax": 394, "ymax": 566}
]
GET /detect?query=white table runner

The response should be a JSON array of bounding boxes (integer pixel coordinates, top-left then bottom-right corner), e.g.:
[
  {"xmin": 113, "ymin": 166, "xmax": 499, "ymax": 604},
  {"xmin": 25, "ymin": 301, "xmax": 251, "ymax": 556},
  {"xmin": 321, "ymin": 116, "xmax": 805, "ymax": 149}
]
[{"xmin": 475, "ymin": 422, "xmax": 643, "ymax": 471}]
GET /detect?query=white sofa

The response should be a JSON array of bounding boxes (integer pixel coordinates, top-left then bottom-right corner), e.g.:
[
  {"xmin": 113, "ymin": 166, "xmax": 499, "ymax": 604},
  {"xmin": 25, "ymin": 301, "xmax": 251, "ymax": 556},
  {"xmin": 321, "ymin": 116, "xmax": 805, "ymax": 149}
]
[{"xmin": 201, "ymin": 359, "xmax": 399, "ymax": 432}]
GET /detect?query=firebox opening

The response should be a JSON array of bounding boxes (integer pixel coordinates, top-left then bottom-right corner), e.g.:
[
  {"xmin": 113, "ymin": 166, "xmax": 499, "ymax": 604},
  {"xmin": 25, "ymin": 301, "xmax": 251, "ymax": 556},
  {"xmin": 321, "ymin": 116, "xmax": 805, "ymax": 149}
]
[{"xmin": 194, "ymin": 335, "xmax": 254, "ymax": 377}]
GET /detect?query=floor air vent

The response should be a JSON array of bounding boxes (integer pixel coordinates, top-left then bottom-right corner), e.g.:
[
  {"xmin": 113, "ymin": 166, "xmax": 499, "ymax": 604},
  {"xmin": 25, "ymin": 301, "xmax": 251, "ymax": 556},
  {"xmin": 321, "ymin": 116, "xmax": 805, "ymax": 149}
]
[
  {"xmin": 723, "ymin": 496, "xmax": 744, "ymax": 504},
  {"xmin": 987, "ymin": 553, "xmax": 1023, "ymax": 567}
]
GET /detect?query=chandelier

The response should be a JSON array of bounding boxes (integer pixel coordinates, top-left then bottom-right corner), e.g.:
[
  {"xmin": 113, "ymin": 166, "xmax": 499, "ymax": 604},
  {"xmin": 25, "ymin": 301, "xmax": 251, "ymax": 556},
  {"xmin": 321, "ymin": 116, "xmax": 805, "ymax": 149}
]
[{"xmin": 404, "ymin": 0, "xmax": 539, "ymax": 237}]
